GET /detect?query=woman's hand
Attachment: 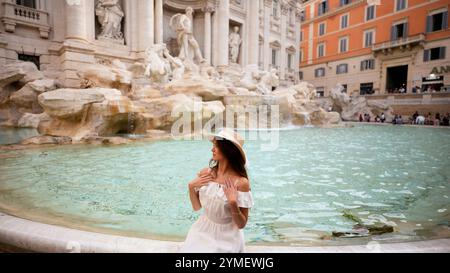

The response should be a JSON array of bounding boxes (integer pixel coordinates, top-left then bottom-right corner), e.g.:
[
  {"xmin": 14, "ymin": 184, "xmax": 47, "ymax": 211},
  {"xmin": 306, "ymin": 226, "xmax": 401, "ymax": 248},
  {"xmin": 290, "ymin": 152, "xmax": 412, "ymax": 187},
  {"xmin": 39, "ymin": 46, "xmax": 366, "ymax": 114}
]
[
  {"xmin": 189, "ymin": 171, "xmax": 213, "ymax": 191},
  {"xmin": 223, "ymin": 176, "xmax": 238, "ymax": 204}
]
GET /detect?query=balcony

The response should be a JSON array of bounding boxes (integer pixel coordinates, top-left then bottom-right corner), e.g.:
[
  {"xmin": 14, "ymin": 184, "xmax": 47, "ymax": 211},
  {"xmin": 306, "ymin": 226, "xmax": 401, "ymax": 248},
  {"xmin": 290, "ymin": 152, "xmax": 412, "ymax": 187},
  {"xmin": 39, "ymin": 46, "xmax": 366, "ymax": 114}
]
[
  {"xmin": 1, "ymin": 2, "xmax": 50, "ymax": 39},
  {"xmin": 372, "ymin": 33, "xmax": 426, "ymax": 54}
]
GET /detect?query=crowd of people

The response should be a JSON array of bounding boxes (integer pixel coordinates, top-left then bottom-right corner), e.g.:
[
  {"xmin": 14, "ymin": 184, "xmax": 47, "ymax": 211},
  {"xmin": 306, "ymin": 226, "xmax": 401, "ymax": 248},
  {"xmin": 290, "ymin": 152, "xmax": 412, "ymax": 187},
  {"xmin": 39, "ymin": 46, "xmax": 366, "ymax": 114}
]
[
  {"xmin": 359, "ymin": 113, "xmax": 386, "ymax": 123},
  {"xmin": 387, "ymin": 84, "xmax": 449, "ymax": 94},
  {"xmin": 410, "ymin": 111, "xmax": 450, "ymax": 126},
  {"xmin": 387, "ymin": 84, "xmax": 407, "ymax": 94},
  {"xmin": 358, "ymin": 111, "xmax": 450, "ymax": 126}
]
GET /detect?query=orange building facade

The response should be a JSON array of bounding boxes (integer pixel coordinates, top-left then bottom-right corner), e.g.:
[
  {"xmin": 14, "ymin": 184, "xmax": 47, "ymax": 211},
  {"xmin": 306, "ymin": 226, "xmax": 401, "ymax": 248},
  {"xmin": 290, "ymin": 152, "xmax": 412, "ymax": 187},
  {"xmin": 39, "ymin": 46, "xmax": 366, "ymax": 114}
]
[{"xmin": 299, "ymin": 0, "xmax": 450, "ymax": 97}]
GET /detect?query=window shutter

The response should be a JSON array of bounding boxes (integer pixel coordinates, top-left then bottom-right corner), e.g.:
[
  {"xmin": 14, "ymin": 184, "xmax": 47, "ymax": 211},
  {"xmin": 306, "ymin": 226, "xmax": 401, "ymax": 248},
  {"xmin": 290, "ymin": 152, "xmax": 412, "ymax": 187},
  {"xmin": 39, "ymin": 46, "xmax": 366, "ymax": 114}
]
[
  {"xmin": 391, "ymin": 25, "xmax": 397, "ymax": 41},
  {"xmin": 423, "ymin": 49, "xmax": 430, "ymax": 62},
  {"xmin": 402, "ymin": 23, "xmax": 408, "ymax": 39},
  {"xmin": 439, "ymin": 47, "xmax": 446, "ymax": 60},
  {"xmin": 360, "ymin": 61, "xmax": 364, "ymax": 71},
  {"xmin": 426, "ymin": 15, "xmax": 433, "ymax": 33},
  {"xmin": 443, "ymin": 11, "xmax": 448, "ymax": 30},
  {"xmin": 397, "ymin": 0, "xmax": 404, "ymax": 11}
]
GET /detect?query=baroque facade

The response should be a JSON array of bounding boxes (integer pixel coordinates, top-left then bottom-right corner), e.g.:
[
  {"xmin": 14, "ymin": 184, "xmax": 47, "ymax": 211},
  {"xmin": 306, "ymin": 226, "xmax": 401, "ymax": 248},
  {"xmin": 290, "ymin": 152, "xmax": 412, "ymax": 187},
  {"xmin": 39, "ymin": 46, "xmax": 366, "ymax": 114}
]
[
  {"xmin": 299, "ymin": 0, "xmax": 450, "ymax": 97},
  {"xmin": 0, "ymin": 0, "xmax": 302, "ymax": 87}
]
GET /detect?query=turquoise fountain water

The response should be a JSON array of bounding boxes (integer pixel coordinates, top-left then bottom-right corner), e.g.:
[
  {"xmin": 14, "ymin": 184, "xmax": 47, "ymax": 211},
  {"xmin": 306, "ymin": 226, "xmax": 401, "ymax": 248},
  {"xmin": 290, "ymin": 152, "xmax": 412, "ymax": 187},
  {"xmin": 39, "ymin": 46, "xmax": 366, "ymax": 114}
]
[
  {"xmin": 0, "ymin": 125, "xmax": 449, "ymax": 245},
  {"xmin": 0, "ymin": 127, "xmax": 39, "ymax": 145}
]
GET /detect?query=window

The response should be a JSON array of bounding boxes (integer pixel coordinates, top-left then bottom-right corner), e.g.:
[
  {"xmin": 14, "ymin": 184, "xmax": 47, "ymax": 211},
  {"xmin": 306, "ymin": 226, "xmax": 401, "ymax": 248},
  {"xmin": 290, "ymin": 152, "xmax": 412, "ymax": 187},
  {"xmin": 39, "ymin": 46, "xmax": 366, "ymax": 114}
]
[
  {"xmin": 299, "ymin": 71, "xmax": 303, "ymax": 80},
  {"xmin": 300, "ymin": 30, "xmax": 304, "ymax": 42},
  {"xmin": 366, "ymin": 5, "xmax": 375, "ymax": 21},
  {"xmin": 273, "ymin": 0, "xmax": 279, "ymax": 17},
  {"xmin": 396, "ymin": 0, "xmax": 407, "ymax": 12},
  {"xmin": 287, "ymin": 54, "xmax": 293, "ymax": 69},
  {"xmin": 318, "ymin": 1, "xmax": 328, "ymax": 16},
  {"xmin": 340, "ymin": 0, "xmax": 351, "ymax": 6},
  {"xmin": 340, "ymin": 14, "xmax": 349, "ymax": 29},
  {"xmin": 315, "ymin": 68, "xmax": 325, "ymax": 78},
  {"xmin": 423, "ymin": 47, "xmax": 446, "ymax": 62},
  {"xmin": 361, "ymin": 59, "xmax": 375, "ymax": 71},
  {"xmin": 317, "ymin": 43, "xmax": 325, "ymax": 58},
  {"xmin": 391, "ymin": 22, "xmax": 408, "ymax": 40},
  {"xmin": 426, "ymin": 11, "xmax": 448, "ymax": 33},
  {"xmin": 289, "ymin": 8, "xmax": 294, "ymax": 25},
  {"xmin": 271, "ymin": 49, "xmax": 278, "ymax": 66},
  {"xmin": 300, "ymin": 49, "xmax": 303, "ymax": 62},
  {"xmin": 360, "ymin": 83, "xmax": 374, "ymax": 95},
  {"xmin": 337, "ymin": 64, "xmax": 348, "ymax": 74},
  {"xmin": 18, "ymin": 54, "xmax": 40, "ymax": 70},
  {"xmin": 16, "ymin": 0, "xmax": 36, "ymax": 8},
  {"xmin": 319, "ymin": 23, "xmax": 326, "ymax": 36},
  {"xmin": 339, "ymin": 37, "xmax": 348, "ymax": 53},
  {"xmin": 316, "ymin": 87, "xmax": 325, "ymax": 97},
  {"xmin": 342, "ymin": 84, "xmax": 348, "ymax": 93},
  {"xmin": 364, "ymin": 30, "xmax": 374, "ymax": 48}
]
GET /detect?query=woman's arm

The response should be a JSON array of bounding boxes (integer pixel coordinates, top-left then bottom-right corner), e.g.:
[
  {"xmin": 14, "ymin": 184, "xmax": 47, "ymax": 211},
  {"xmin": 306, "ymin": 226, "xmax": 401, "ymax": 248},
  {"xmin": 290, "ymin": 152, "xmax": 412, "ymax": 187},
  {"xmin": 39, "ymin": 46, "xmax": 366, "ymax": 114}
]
[
  {"xmin": 229, "ymin": 203, "xmax": 249, "ymax": 229},
  {"xmin": 224, "ymin": 177, "xmax": 251, "ymax": 229},
  {"xmin": 188, "ymin": 184, "xmax": 202, "ymax": 212},
  {"xmin": 188, "ymin": 168, "xmax": 212, "ymax": 212}
]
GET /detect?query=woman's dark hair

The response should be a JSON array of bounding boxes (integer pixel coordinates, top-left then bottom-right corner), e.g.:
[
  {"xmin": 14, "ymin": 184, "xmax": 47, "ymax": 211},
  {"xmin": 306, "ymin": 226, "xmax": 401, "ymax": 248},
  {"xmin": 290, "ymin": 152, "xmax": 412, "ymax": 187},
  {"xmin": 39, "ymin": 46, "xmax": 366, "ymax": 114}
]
[{"xmin": 209, "ymin": 138, "xmax": 248, "ymax": 180}]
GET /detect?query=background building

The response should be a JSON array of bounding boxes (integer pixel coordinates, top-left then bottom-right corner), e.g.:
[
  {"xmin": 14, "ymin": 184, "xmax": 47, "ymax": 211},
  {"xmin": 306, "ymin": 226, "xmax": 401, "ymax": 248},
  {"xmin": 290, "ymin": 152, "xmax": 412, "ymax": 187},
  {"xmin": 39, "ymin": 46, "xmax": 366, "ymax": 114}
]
[
  {"xmin": 0, "ymin": 0, "xmax": 302, "ymax": 87},
  {"xmin": 299, "ymin": 0, "xmax": 450, "ymax": 97}
]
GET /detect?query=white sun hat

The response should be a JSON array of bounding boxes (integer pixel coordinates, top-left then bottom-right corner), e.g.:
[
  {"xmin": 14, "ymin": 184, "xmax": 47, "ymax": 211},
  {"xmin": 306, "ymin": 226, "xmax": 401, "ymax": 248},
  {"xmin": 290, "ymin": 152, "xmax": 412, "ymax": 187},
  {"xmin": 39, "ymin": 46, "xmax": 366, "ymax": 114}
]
[{"xmin": 208, "ymin": 128, "xmax": 247, "ymax": 164}]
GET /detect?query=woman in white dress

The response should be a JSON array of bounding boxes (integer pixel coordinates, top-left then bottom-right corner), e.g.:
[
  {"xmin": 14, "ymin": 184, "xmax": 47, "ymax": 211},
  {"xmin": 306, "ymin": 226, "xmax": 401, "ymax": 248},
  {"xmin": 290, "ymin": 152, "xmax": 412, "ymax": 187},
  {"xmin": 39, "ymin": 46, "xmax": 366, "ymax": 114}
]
[{"xmin": 180, "ymin": 128, "xmax": 254, "ymax": 253}]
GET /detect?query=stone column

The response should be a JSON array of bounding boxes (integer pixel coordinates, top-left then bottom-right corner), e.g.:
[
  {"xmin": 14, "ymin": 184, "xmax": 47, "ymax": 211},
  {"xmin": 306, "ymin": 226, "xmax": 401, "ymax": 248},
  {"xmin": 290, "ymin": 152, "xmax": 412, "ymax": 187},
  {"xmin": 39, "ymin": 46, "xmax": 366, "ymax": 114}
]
[
  {"xmin": 155, "ymin": 0, "xmax": 163, "ymax": 44},
  {"xmin": 139, "ymin": 0, "xmax": 154, "ymax": 51},
  {"xmin": 217, "ymin": 0, "xmax": 230, "ymax": 68},
  {"xmin": 202, "ymin": 5, "xmax": 214, "ymax": 65},
  {"xmin": 295, "ymin": 10, "xmax": 302, "ymax": 83},
  {"xmin": 280, "ymin": 4, "xmax": 288, "ymax": 81},
  {"xmin": 247, "ymin": 0, "xmax": 260, "ymax": 65},
  {"xmin": 64, "ymin": 0, "xmax": 87, "ymax": 41},
  {"xmin": 263, "ymin": 0, "xmax": 271, "ymax": 71}
]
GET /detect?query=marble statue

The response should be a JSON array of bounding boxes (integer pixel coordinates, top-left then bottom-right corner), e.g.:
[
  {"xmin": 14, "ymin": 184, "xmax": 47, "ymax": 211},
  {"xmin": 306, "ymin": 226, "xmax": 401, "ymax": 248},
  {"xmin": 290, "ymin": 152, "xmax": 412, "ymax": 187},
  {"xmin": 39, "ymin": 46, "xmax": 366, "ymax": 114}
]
[
  {"xmin": 144, "ymin": 44, "xmax": 172, "ymax": 84},
  {"xmin": 95, "ymin": 0, "xmax": 124, "ymax": 40},
  {"xmin": 257, "ymin": 68, "xmax": 279, "ymax": 95},
  {"xmin": 238, "ymin": 65, "xmax": 259, "ymax": 91},
  {"xmin": 163, "ymin": 49, "xmax": 185, "ymax": 81},
  {"xmin": 229, "ymin": 26, "xmax": 242, "ymax": 64},
  {"xmin": 169, "ymin": 7, "xmax": 205, "ymax": 64}
]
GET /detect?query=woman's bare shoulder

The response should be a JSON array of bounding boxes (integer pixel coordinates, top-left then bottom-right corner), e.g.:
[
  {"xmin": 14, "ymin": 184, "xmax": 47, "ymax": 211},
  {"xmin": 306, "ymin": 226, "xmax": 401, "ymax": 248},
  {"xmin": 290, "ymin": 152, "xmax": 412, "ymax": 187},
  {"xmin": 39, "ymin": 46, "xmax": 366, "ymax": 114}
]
[{"xmin": 236, "ymin": 177, "xmax": 250, "ymax": 192}]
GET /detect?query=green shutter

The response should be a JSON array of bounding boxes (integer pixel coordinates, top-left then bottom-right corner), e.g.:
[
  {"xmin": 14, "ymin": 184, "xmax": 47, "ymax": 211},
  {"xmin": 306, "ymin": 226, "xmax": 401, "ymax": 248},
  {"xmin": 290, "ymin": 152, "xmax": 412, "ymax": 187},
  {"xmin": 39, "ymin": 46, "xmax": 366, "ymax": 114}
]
[
  {"xmin": 439, "ymin": 47, "xmax": 446, "ymax": 60},
  {"xmin": 426, "ymin": 15, "xmax": 433, "ymax": 33},
  {"xmin": 443, "ymin": 11, "xmax": 448, "ymax": 30},
  {"xmin": 423, "ymin": 49, "xmax": 430, "ymax": 62}
]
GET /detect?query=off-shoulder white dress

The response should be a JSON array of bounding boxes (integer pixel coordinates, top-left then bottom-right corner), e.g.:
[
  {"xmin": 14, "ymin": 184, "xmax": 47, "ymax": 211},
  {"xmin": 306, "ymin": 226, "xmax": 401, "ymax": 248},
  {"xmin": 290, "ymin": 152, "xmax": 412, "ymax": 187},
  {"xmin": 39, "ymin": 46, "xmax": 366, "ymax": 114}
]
[{"xmin": 180, "ymin": 181, "xmax": 254, "ymax": 253}]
